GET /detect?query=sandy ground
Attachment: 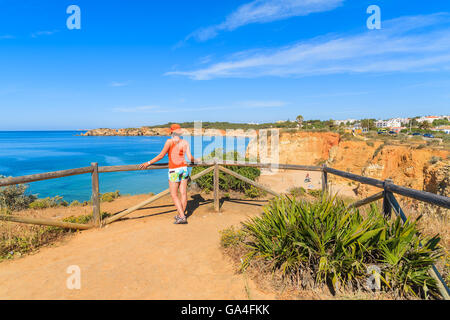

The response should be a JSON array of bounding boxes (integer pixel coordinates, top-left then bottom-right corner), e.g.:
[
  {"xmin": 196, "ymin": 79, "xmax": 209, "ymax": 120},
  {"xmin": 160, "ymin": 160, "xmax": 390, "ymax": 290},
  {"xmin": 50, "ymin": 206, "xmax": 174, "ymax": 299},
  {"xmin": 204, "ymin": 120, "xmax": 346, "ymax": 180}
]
[
  {"xmin": 0, "ymin": 193, "xmax": 276, "ymax": 300},
  {"xmin": 257, "ymin": 169, "xmax": 357, "ymax": 198}
]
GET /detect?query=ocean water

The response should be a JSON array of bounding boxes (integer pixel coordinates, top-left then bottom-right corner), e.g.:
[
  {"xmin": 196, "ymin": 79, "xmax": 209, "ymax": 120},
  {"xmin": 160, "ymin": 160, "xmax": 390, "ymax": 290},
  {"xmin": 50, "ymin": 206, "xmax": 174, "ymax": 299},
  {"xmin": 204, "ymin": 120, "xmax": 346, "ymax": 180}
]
[{"xmin": 0, "ymin": 131, "xmax": 249, "ymax": 202}]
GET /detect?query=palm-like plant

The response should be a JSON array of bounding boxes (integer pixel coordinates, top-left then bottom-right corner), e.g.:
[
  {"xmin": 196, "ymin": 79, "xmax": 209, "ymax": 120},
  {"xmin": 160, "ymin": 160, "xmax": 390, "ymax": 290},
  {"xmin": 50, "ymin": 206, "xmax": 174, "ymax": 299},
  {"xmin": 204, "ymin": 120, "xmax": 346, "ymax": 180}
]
[{"xmin": 238, "ymin": 196, "xmax": 443, "ymax": 299}]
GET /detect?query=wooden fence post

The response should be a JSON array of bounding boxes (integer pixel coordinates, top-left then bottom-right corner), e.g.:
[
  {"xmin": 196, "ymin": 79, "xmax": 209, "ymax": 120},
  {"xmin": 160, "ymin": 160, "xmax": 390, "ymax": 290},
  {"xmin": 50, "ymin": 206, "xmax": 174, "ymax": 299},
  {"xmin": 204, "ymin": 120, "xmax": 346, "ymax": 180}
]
[
  {"xmin": 321, "ymin": 164, "xmax": 328, "ymax": 194},
  {"xmin": 91, "ymin": 162, "xmax": 101, "ymax": 227},
  {"xmin": 214, "ymin": 162, "xmax": 220, "ymax": 212},
  {"xmin": 383, "ymin": 179, "xmax": 393, "ymax": 219}
]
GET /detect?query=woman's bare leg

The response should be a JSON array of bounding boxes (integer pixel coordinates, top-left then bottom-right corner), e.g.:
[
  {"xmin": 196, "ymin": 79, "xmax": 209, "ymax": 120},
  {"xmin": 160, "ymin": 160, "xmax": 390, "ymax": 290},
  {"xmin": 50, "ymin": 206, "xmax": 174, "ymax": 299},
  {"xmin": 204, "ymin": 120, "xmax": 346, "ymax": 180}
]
[
  {"xmin": 179, "ymin": 179, "xmax": 188, "ymax": 214},
  {"xmin": 169, "ymin": 181, "xmax": 185, "ymax": 219}
]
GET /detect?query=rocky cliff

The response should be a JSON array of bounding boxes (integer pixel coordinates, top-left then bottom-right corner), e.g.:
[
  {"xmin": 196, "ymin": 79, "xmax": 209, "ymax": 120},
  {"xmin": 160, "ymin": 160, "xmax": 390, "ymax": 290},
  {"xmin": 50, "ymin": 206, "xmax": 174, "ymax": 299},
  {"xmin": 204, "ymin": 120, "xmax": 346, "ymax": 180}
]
[{"xmin": 247, "ymin": 131, "xmax": 450, "ymax": 199}]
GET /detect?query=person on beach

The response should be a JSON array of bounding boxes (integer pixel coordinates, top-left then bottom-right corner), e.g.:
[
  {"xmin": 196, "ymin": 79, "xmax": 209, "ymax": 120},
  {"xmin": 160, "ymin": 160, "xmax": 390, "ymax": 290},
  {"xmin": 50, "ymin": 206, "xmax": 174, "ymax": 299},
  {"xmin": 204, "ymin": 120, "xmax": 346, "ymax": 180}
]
[{"xmin": 139, "ymin": 124, "xmax": 198, "ymax": 224}]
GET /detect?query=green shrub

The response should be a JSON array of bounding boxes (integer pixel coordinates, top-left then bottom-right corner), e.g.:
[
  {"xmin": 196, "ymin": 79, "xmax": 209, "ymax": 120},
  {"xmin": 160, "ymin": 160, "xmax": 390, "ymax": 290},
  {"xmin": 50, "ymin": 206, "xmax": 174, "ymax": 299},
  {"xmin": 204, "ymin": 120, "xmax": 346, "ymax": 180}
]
[
  {"xmin": 0, "ymin": 177, "xmax": 36, "ymax": 212},
  {"xmin": 289, "ymin": 187, "xmax": 306, "ymax": 198},
  {"xmin": 444, "ymin": 254, "xmax": 450, "ymax": 285},
  {"xmin": 372, "ymin": 144, "xmax": 385, "ymax": 158},
  {"xmin": 307, "ymin": 189, "xmax": 323, "ymax": 198},
  {"xmin": 366, "ymin": 141, "xmax": 375, "ymax": 147},
  {"xmin": 429, "ymin": 156, "xmax": 442, "ymax": 165},
  {"xmin": 29, "ymin": 196, "xmax": 67, "ymax": 209},
  {"xmin": 100, "ymin": 190, "xmax": 120, "ymax": 202},
  {"xmin": 192, "ymin": 150, "xmax": 261, "ymax": 193},
  {"xmin": 231, "ymin": 196, "xmax": 443, "ymax": 299},
  {"xmin": 316, "ymin": 159, "xmax": 326, "ymax": 166},
  {"xmin": 244, "ymin": 185, "xmax": 266, "ymax": 198},
  {"xmin": 62, "ymin": 212, "xmax": 111, "ymax": 225},
  {"xmin": 426, "ymin": 140, "xmax": 439, "ymax": 146},
  {"xmin": 220, "ymin": 226, "xmax": 246, "ymax": 248},
  {"xmin": 69, "ymin": 200, "xmax": 81, "ymax": 207}
]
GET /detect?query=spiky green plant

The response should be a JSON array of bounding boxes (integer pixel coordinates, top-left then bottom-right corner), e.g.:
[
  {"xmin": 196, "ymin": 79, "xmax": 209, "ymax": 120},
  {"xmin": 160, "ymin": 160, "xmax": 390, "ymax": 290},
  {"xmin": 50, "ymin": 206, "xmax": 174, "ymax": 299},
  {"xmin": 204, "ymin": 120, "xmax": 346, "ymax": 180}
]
[{"xmin": 237, "ymin": 196, "xmax": 443, "ymax": 299}]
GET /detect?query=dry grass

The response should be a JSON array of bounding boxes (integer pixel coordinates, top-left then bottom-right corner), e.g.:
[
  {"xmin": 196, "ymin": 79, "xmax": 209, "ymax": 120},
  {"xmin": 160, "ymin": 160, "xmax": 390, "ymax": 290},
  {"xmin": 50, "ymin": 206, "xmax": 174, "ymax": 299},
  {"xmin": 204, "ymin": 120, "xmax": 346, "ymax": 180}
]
[{"xmin": 0, "ymin": 202, "xmax": 106, "ymax": 261}]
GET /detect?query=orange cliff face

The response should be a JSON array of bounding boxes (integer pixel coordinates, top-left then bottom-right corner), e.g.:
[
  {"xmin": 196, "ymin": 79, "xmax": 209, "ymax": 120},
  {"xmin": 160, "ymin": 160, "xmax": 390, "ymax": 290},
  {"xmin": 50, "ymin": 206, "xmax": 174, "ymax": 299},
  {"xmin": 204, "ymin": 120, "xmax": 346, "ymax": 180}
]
[
  {"xmin": 278, "ymin": 131, "xmax": 340, "ymax": 166},
  {"xmin": 247, "ymin": 131, "xmax": 340, "ymax": 166},
  {"xmin": 361, "ymin": 145, "xmax": 448, "ymax": 188},
  {"xmin": 247, "ymin": 131, "xmax": 450, "ymax": 196}
]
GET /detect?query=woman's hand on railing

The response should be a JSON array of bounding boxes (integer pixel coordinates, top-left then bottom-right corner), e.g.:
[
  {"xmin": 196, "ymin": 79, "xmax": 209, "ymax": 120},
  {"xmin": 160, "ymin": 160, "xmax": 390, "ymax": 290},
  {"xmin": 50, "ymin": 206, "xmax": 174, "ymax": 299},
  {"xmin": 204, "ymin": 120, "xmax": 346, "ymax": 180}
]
[{"xmin": 139, "ymin": 162, "xmax": 150, "ymax": 170}]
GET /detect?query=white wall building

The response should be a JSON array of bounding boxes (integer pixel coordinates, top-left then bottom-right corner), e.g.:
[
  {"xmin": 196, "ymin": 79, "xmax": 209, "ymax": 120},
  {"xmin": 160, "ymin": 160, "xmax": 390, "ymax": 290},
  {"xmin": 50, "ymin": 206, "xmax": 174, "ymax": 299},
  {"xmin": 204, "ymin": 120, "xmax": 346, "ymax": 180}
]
[
  {"xmin": 416, "ymin": 116, "xmax": 441, "ymax": 123},
  {"xmin": 376, "ymin": 119, "xmax": 402, "ymax": 128},
  {"xmin": 334, "ymin": 119, "xmax": 357, "ymax": 125},
  {"xmin": 433, "ymin": 126, "xmax": 450, "ymax": 134}
]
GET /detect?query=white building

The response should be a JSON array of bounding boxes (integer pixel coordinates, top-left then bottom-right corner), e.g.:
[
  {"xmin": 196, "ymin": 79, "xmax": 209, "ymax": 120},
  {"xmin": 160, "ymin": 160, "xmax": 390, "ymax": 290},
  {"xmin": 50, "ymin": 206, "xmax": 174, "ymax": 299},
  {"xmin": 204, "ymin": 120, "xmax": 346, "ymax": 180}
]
[
  {"xmin": 334, "ymin": 119, "xmax": 357, "ymax": 126},
  {"xmin": 416, "ymin": 116, "xmax": 441, "ymax": 123},
  {"xmin": 433, "ymin": 126, "xmax": 450, "ymax": 134},
  {"xmin": 376, "ymin": 119, "xmax": 402, "ymax": 128}
]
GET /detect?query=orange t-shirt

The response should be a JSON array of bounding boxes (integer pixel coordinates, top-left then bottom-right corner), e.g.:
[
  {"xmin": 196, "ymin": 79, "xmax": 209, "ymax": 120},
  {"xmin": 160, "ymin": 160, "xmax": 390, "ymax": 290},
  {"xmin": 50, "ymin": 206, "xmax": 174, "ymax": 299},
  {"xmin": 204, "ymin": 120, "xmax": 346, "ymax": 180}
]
[{"xmin": 168, "ymin": 139, "xmax": 187, "ymax": 169}]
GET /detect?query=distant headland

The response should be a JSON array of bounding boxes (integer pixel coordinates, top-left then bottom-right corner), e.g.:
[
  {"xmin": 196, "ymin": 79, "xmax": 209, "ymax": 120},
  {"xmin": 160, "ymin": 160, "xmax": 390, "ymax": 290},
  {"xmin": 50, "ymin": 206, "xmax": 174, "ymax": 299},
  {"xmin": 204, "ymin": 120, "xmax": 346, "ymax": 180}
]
[{"xmin": 78, "ymin": 121, "xmax": 300, "ymax": 137}]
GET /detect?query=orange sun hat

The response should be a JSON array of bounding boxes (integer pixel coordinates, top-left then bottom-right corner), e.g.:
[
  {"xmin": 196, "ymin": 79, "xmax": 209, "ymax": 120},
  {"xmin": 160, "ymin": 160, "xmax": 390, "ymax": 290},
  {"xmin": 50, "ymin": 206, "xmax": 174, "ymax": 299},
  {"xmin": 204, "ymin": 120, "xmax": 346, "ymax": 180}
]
[{"xmin": 169, "ymin": 123, "xmax": 182, "ymax": 133}]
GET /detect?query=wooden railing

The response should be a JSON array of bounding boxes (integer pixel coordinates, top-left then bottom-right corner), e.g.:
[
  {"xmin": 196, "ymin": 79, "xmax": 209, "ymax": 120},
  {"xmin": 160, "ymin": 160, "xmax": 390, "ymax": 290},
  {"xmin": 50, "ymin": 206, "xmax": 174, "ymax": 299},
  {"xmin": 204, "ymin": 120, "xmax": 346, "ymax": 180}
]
[{"xmin": 0, "ymin": 161, "xmax": 449, "ymax": 298}]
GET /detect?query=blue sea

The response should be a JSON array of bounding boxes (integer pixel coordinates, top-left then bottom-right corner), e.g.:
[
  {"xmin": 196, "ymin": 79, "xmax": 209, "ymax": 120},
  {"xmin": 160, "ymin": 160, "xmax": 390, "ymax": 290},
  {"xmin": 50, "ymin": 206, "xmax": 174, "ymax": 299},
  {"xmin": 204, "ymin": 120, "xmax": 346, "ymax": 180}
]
[{"xmin": 0, "ymin": 131, "xmax": 249, "ymax": 202}]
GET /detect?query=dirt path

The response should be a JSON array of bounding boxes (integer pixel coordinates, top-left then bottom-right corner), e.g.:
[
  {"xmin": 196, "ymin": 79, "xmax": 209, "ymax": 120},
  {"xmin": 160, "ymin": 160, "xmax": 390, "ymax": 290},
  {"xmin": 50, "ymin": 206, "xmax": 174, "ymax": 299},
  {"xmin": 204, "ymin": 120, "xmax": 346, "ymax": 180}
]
[
  {"xmin": 0, "ymin": 194, "xmax": 275, "ymax": 300},
  {"xmin": 257, "ymin": 169, "xmax": 357, "ymax": 198}
]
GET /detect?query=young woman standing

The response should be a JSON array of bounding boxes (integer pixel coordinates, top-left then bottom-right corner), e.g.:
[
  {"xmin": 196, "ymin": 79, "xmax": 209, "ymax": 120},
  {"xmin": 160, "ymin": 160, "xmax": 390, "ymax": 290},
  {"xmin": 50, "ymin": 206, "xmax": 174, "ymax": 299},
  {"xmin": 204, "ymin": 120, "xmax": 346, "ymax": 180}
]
[{"xmin": 139, "ymin": 124, "xmax": 197, "ymax": 224}]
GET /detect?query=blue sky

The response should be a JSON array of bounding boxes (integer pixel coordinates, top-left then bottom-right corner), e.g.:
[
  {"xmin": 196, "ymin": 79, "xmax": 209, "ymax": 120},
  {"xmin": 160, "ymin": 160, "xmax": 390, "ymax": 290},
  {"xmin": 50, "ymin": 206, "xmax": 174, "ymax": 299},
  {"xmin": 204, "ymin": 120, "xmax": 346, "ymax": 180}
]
[{"xmin": 0, "ymin": 0, "xmax": 449, "ymax": 130}]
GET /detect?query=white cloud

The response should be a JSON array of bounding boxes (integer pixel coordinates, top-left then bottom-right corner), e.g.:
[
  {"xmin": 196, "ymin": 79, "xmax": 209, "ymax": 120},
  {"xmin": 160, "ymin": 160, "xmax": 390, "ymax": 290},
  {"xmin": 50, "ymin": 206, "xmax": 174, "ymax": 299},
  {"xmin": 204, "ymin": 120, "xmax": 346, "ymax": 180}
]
[
  {"xmin": 168, "ymin": 13, "xmax": 450, "ymax": 80},
  {"xmin": 110, "ymin": 81, "xmax": 130, "ymax": 87},
  {"xmin": 187, "ymin": 0, "xmax": 343, "ymax": 41},
  {"xmin": 31, "ymin": 30, "xmax": 58, "ymax": 38},
  {"xmin": 0, "ymin": 35, "xmax": 15, "ymax": 39}
]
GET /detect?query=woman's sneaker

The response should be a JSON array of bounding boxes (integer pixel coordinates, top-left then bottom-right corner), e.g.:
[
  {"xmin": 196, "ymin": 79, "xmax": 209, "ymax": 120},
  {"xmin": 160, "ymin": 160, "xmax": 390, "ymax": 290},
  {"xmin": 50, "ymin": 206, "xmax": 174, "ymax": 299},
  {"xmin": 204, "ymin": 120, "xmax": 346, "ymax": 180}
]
[{"xmin": 174, "ymin": 215, "xmax": 188, "ymax": 224}]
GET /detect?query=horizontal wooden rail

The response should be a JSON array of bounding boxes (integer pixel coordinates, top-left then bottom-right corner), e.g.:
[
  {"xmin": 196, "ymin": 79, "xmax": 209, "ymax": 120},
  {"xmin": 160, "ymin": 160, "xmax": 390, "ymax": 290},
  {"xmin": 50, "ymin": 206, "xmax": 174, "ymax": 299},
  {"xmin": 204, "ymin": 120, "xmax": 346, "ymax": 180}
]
[
  {"xmin": 98, "ymin": 162, "xmax": 209, "ymax": 173},
  {"xmin": 1, "ymin": 161, "xmax": 448, "ymax": 209},
  {"xmin": 0, "ymin": 214, "xmax": 92, "ymax": 230},
  {"xmin": 0, "ymin": 166, "xmax": 93, "ymax": 187},
  {"xmin": 323, "ymin": 167, "xmax": 385, "ymax": 189},
  {"xmin": 323, "ymin": 167, "xmax": 450, "ymax": 210},
  {"xmin": 346, "ymin": 192, "xmax": 384, "ymax": 210},
  {"xmin": 98, "ymin": 162, "xmax": 322, "ymax": 173},
  {"xmin": 385, "ymin": 181, "xmax": 450, "ymax": 210},
  {"xmin": 0, "ymin": 162, "xmax": 321, "ymax": 187}
]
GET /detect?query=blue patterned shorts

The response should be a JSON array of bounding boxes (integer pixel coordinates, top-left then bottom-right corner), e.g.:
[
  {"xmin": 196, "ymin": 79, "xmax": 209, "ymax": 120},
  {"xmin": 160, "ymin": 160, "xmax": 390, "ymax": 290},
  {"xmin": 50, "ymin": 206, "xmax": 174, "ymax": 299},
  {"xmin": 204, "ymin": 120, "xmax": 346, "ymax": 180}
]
[{"xmin": 168, "ymin": 166, "xmax": 190, "ymax": 182}]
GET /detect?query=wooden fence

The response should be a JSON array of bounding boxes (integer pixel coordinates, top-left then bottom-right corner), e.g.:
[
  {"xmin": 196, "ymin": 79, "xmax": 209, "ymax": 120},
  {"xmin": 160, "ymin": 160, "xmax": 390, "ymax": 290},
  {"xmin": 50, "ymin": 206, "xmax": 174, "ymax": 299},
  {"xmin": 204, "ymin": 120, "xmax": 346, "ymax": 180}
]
[{"xmin": 0, "ymin": 161, "xmax": 449, "ymax": 298}]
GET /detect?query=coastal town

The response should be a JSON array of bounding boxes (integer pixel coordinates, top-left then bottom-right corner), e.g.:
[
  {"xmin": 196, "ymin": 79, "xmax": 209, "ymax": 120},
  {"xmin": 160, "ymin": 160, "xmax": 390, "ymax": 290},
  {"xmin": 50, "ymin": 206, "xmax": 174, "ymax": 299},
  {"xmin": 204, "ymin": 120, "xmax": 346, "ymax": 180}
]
[{"xmin": 332, "ymin": 115, "xmax": 450, "ymax": 135}]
